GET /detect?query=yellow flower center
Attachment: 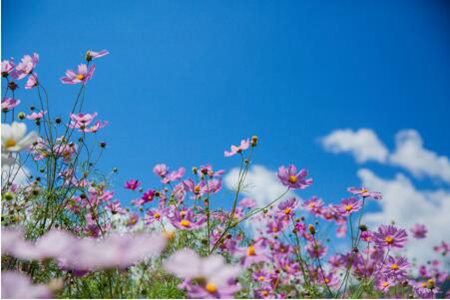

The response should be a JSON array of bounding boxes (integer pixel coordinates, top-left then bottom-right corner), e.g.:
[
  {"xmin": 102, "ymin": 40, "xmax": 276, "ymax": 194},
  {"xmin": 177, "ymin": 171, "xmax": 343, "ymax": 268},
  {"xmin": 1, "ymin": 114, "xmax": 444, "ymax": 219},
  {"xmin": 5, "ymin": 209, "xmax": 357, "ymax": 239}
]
[
  {"xmin": 308, "ymin": 202, "xmax": 315, "ymax": 208},
  {"xmin": 5, "ymin": 138, "xmax": 17, "ymax": 148},
  {"xmin": 76, "ymin": 74, "xmax": 85, "ymax": 80},
  {"xmin": 284, "ymin": 208, "xmax": 291, "ymax": 214},
  {"xmin": 206, "ymin": 282, "xmax": 217, "ymax": 293},
  {"xmin": 361, "ymin": 188, "xmax": 368, "ymax": 193},
  {"xmin": 262, "ymin": 291, "xmax": 269, "ymax": 296},
  {"xmin": 163, "ymin": 230, "xmax": 175, "ymax": 240},
  {"xmin": 154, "ymin": 213, "xmax": 161, "ymax": 219},
  {"xmin": 385, "ymin": 235, "xmax": 394, "ymax": 244},
  {"xmin": 324, "ymin": 278, "xmax": 330, "ymax": 284},
  {"xmin": 194, "ymin": 185, "xmax": 201, "ymax": 194},
  {"xmin": 345, "ymin": 205, "xmax": 353, "ymax": 211},
  {"xmin": 180, "ymin": 211, "xmax": 187, "ymax": 217},
  {"xmin": 422, "ymin": 282, "xmax": 428, "ymax": 288},
  {"xmin": 247, "ymin": 246, "xmax": 256, "ymax": 256},
  {"xmin": 258, "ymin": 276, "xmax": 265, "ymax": 281},
  {"xmin": 288, "ymin": 175, "xmax": 297, "ymax": 184},
  {"xmin": 382, "ymin": 282, "xmax": 390, "ymax": 288},
  {"xmin": 179, "ymin": 220, "xmax": 190, "ymax": 227},
  {"xmin": 272, "ymin": 227, "xmax": 278, "ymax": 233},
  {"xmin": 391, "ymin": 264, "xmax": 399, "ymax": 270}
]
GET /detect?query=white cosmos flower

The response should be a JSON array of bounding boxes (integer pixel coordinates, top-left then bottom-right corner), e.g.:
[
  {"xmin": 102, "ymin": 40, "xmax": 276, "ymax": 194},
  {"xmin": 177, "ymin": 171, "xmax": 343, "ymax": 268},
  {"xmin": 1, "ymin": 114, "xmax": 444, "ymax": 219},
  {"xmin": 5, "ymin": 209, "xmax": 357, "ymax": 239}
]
[{"xmin": 1, "ymin": 122, "xmax": 38, "ymax": 152}]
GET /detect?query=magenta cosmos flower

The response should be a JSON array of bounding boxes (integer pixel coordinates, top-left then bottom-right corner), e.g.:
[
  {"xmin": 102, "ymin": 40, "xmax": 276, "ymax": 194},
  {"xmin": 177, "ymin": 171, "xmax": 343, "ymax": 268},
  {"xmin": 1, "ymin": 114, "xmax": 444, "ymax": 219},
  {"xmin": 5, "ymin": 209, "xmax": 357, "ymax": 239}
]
[
  {"xmin": 124, "ymin": 179, "xmax": 141, "ymax": 191},
  {"xmin": 1, "ymin": 98, "xmax": 20, "ymax": 112},
  {"xmin": 61, "ymin": 63, "xmax": 95, "ymax": 85},
  {"xmin": 347, "ymin": 187, "xmax": 382, "ymax": 200},
  {"xmin": 224, "ymin": 138, "xmax": 250, "ymax": 157},
  {"xmin": 336, "ymin": 197, "xmax": 363, "ymax": 216},
  {"xmin": 410, "ymin": 223, "xmax": 427, "ymax": 239},
  {"xmin": 85, "ymin": 49, "xmax": 109, "ymax": 61},
  {"xmin": 12, "ymin": 53, "xmax": 39, "ymax": 80},
  {"xmin": 277, "ymin": 164, "xmax": 313, "ymax": 189},
  {"xmin": 374, "ymin": 225, "xmax": 408, "ymax": 249},
  {"xmin": 164, "ymin": 248, "xmax": 241, "ymax": 299}
]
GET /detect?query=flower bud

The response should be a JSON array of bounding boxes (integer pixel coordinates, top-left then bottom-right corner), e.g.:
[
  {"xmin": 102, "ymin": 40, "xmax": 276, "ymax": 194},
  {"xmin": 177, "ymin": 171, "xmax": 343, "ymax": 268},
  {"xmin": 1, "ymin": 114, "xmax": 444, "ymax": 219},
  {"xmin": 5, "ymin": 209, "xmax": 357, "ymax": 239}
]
[
  {"xmin": 55, "ymin": 117, "xmax": 62, "ymax": 124},
  {"xmin": 18, "ymin": 112, "xmax": 26, "ymax": 120},
  {"xmin": 192, "ymin": 167, "xmax": 198, "ymax": 174},
  {"xmin": 3, "ymin": 191, "xmax": 14, "ymax": 201},
  {"xmin": 8, "ymin": 81, "xmax": 18, "ymax": 91},
  {"xmin": 251, "ymin": 135, "xmax": 258, "ymax": 147},
  {"xmin": 308, "ymin": 224, "xmax": 316, "ymax": 235},
  {"xmin": 359, "ymin": 224, "xmax": 368, "ymax": 232},
  {"xmin": 99, "ymin": 141, "xmax": 106, "ymax": 148}
]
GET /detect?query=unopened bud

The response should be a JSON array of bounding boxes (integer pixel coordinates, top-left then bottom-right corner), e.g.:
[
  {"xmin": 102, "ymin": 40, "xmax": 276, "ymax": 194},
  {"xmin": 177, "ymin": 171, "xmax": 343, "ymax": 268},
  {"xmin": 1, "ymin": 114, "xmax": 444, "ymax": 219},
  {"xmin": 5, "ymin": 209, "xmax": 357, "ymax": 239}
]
[
  {"xmin": 4, "ymin": 191, "xmax": 14, "ymax": 201},
  {"xmin": 18, "ymin": 112, "xmax": 26, "ymax": 120},
  {"xmin": 99, "ymin": 141, "xmax": 106, "ymax": 148},
  {"xmin": 359, "ymin": 225, "xmax": 368, "ymax": 232},
  {"xmin": 55, "ymin": 117, "xmax": 62, "ymax": 124},
  {"xmin": 308, "ymin": 224, "xmax": 316, "ymax": 235},
  {"xmin": 192, "ymin": 167, "xmax": 198, "ymax": 174},
  {"xmin": 251, "ymin": 135, "xmax": 258, "ymax": 147}
]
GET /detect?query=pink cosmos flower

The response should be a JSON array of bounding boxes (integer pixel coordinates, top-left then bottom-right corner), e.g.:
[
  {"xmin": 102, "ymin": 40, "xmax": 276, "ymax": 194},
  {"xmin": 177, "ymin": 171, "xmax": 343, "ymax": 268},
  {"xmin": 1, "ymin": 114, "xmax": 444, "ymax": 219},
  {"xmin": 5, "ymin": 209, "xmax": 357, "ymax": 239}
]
[
  {"xmin": 360, "ymin": 230, "xmax": 375, "ymax": 243},
  {"xmin": 374, "ymin": 225, "xmax": 408, "ymax": 249},
  {"xmin": 410, "ymin": 224, "xmax": 427, "ymax": 239},
  {"xmin": 164, "ymin": 249, "xmax": 241, "ymax": 299},
  {"xmin": 124, "ymin": 179, "xmax": 141, "ymax": 191},
  {"xmin": 238, "ymin": 197, "xmax": 256, "ymax": 208},
  {"xmin": 433, "ymin": 241, "xmax": 449, "ymax": 256},
  {"xmin": 86, "ymin": 49, "xmax": 109, "ymax": 61},
  {"xmin": 162, "ymin": 167, "xmax": 185, "ymax": 184},
  {"xmin": 12, "ymin": 53, "xmax": 39, "ymax": 80},
  {"xmin": 153, "ymin": 163, "xmax": 168, "ymax": 177},
  {"xmin": 1, "ymin": 98, "xmax": 20, "ymax": 112},
  {"xmin": 199, "ymin": 164, "xmax": 225, "ymax": 177},
  {"xmin": 1, "ymin": 59, "xmax": 15, "ymax": 77},
  {"xmin": 302, "ymin": 196, "xmax": 324, "ymax": 215},
  {"xmin": 141, "ymin": 189, "xmax": 156, "ymax": 204},
  {"xmin": 1, "ymin": 271, "xmax": 52, "ymax": 299},
  {"xmin": 26, "ymin": 110, "xmax": 46, "ymax": 120},
  {"xmin": 84, "ymin": 120, "xmax": 108, "ymax": 133},
  {"xmin": 412, "ymin": 280, "xmax": 440, "ymax": 298},
  {"xmin": 347, "ymin": 187, "xmax": 382, "ymax": 200},
  {"xmin": 105, "ymin": 199, "xmax": 127, "ymax": 215},
  {"xmin": 69, "ymin": 112, "xmax": 98, "ymax": 128},
  {"xmin": 61, "ymin": 63, "xmax": 95, "ymax": 85},
  {"xmin": 382, "ymin": 255, "xmax": 409, "ymax": 280},
  {"xmin": 336, "ymin": 197, "xmax": 363, "ymax": 216},
  {"xmin": 24, "ymin": 72, "xmax": 38, "ymax": 89},
  {"xmin": 224, "ymin": 138, "xmax": 250, "ymax": 157},
  {"xmin": 277, "ymin": 164, "xmax": 312, "ymax": 189},
  {"xmin": 305, "ymin": 241, "xmax": 327, "ymax": 259},
  {"xmin": 169, "ymin": 208, "xmax": 206, "ymax": 230},
  {"xmin": 239, "ymin": 243, "xmax": 270, "ymax": 267},
  {"xmin": 127, "ymin": 213, "xmax": 140, "ymax": 227},
  {"xmin": 266, "ymin": 221, "xmax": 284, "ymax": 235},
  {"xmin": 144, "ymin": 209, "xmax": 165, "ymax": 225},
  {"xmin": 276, "ymin": 197, "xmax": 297, "ymax": 222},
  {"xmin": 375, "ymin": 276, "xmax": 396, "ymax": 292}
]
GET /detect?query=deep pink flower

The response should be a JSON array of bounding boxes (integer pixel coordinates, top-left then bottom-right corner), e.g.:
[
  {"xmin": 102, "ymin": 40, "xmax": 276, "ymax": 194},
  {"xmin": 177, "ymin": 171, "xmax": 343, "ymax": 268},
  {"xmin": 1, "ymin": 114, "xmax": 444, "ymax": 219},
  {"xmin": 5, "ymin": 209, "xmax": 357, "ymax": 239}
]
[
  {"xmin": 374, "ymin": 225, "xmax": 408, "ymax": 249},
  {"xmin": 1, "ymin": 98, "xmax": 20, "ymax": 112},
  {"xmin": 410, "ymin": 224, "xmax": 427, "ymax": 239},
  {"xmin": 86, "ymin": 49, "xmax": 109, "ymax": 61},
  {"xmin": 124, "ymin": 179, "xmax": 141, "ymax": 191},
  {"xmin": 26, "ymin": 110, "xmax": 46, "ymax": 120},
  {"xmin": 24, "ymin": 72, "xmax": 38, "ymax": 89},
  {"xmin": 153, "ymin": 163, "xmax": 168, "ymax": 177},
  {"xmin": 336, "ymin": 197, "xmax": 363, "ymax": 216},
  {"xmin": 141, "ymin": 189, "xmax": 156, "ymax": 204},
  {"xmin": 61, "ymin": 63, "xmax": 95, "ymax": 85},
  {"xmin": 224, "ymin": 138, "xmax": 250, "ymax": 157},
  {"xmin": 347, "ymin": 187, "xmax": 382, "ymax": 200},
  {"xmin": 277, "ymin": 164, "xmax": 312, "ymax": 189},
  {"xmin": 12, "ymin": 53, "xmax": 39, "ymax": 80}
]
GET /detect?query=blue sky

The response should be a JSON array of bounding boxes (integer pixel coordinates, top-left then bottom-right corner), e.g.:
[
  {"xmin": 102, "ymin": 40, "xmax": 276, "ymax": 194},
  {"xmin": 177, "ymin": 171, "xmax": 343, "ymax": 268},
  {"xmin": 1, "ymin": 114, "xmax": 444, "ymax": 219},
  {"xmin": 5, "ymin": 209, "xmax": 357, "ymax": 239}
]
[{"xmin": 3, "ymin": 0, "xmax": 450, "ymax": 248}]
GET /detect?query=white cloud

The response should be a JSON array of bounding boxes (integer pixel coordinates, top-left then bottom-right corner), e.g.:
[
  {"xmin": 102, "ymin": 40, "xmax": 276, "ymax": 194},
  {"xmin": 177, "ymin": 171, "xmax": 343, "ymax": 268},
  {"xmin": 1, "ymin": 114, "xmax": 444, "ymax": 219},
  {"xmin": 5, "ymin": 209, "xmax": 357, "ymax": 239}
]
[
  {"xmin": 321, "ymin": 129, "xmax": 388, "ymax": 163},
  {"xmin": 389, "ymin": 130, "xmax": 450, "ymax": 183},
  {"xmin": 224, "ymin": 165, "xmax": 296, "ymax": 234},
  {"xmin": 358, "ymin": 168, "xmax": 450, "ymax": 264}
]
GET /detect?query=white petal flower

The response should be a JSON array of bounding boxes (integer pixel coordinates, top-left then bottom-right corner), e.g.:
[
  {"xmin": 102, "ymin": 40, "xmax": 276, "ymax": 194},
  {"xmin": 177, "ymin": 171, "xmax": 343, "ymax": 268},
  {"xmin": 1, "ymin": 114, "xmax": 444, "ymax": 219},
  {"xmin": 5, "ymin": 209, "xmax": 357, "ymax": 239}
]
[{"xmin": 1, "ymin": 122, "xmax": 38, "ymax": 152}]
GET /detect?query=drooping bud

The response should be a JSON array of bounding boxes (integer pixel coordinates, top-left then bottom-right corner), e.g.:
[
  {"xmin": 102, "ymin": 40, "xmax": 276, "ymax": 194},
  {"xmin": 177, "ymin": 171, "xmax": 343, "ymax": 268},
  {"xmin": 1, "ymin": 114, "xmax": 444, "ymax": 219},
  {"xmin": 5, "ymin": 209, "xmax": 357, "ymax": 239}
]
[{"xmin": 251, "ymin": 135, "xmax": 258, "ymax": 147}]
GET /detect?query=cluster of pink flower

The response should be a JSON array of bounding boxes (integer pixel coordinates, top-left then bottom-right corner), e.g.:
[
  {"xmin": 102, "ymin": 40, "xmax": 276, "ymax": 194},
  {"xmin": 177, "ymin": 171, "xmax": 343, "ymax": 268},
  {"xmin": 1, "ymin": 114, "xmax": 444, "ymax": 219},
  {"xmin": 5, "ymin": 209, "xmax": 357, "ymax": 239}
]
[{"xmin": 2, "ymin": 51, "xmax": 449, "ymax": 299}]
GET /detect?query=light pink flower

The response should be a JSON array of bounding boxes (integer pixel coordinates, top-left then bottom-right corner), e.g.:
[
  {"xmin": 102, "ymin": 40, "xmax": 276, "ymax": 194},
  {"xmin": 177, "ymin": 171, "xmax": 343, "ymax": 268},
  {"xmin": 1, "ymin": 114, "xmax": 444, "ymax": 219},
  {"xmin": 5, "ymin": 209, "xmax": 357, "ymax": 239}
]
[
  {"xmin": 277, "ymin": 164, "xmax": 313, "ymax": 189},
  {"xmin": 410, "ymin": 224, "xmax": 427, "ymax": 239},
  {"xmin": 347, "ymin": 187, "xmax": 382, "ymax": 200},
  {"xmin": 12, "ymin": 53, "xmax": 39, "ymax": 80},
  {"xmin": 1, "ymin": 98, "xmax": 20, "ymax": 112},
  {"xmin": 24, "ymin": 72, "xmax": 38, "ymax": 89},
  {"xmin": 1, "ymin": 271, "xmax": 52, "ymax": 299},
  {"xmin": 224, "ymin": 138, "xmax": 250, "ymax": 157},
  {"xmin": 61, "ymin": 63, "xmax": 95, "ymax": 85},
  {"xmin": 86, "ymin": 49, "xmax": 109, "ymax": 61},
  {"xmin": 153, "ymin": 163, "xmax": 168, "ymax": 177},
  {"xmin": 1, "ymin": 59, "xmax": 15, "ymax": 77},
  {"xmin": 26, "ymin": 110, "xmax": 46, "ymax": 120}
]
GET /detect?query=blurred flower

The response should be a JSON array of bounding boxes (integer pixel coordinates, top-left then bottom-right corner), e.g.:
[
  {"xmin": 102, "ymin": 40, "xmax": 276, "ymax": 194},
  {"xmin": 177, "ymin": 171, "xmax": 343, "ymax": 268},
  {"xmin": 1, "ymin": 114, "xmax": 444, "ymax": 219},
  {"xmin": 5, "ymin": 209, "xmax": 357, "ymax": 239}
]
[
  {"xmin": 410, "ymin": 224, "xmax": 427, "ymax": 239},
  {"xmin": 375, "ymin": 276, "xmax": 395, "ymax": 292},
  {"xmin": 26, "ymin": 110, "xmax": 46, "ymax": 120},
  {"xmin": 61, "ymin": 63, "xmax": 95, "ymax": 85},
  {"xmin": 153, "ymin": 163, "xmax": 168, "ymax": 177},
  {"xmin": 224, "ymin": 138, "xmax": 250, "ymax": 157},
  {"xmin": 164, "ymin": 248, "xmax": 241, "ymax": 299},
  {"xmin": 24, "ymin": 72, "xmax": 38, "ymax": 89},
  {"xmin": 277, "ymin": 164, "xmax": 312, "ymax": 189},
  {"xmin": 1, "ymin": 59, "xmax": 15, "ymax": 77},
  {"xmin": 1, "ymin": 122, "xmax": 38, "ymax": 152},
  {"xmin": 238, "ymin": 197, "xmax": 256, "ymax": 208},
  {"xmin": 124, "ymin": 179, "xmax": 141, "ymax": 191},
  {"xmin": 162, "ymin": 167, "xmax": 185, "ymax": 184},
  {"xmin": 1, "ymin": 271, "xmax": 52, "ymax": 299},
  {"xmin": 12, "ymin": 53, "xmax": 39, "ymax": 80},
  {"xmin": 305, "ymin": 241, "xmax": 327, "ymax": 259}
]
